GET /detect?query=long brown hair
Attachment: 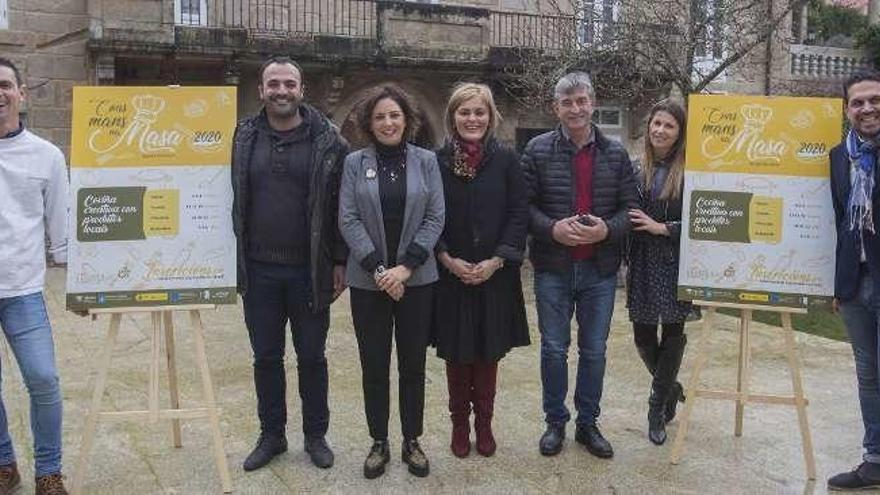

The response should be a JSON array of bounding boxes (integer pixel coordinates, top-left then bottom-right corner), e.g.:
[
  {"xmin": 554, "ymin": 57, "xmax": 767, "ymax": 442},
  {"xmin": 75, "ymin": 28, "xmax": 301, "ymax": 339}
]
[{"xmin": 642, "ymin": 98, "xmax": 687, "ymax": 200}]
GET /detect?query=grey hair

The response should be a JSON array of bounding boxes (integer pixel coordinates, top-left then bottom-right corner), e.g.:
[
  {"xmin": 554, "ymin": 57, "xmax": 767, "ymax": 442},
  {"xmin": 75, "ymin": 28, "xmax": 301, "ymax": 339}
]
[{"xmin": 553, "ymin": 72, "xmax": 595, "ymax": 101}]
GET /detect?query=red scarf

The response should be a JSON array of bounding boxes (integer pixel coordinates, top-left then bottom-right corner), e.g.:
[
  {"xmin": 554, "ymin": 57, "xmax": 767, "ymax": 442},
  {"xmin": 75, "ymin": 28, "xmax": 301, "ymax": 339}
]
[{"xmin": 452, "ymin": 138, "xmax": 484, "ymax": 180}]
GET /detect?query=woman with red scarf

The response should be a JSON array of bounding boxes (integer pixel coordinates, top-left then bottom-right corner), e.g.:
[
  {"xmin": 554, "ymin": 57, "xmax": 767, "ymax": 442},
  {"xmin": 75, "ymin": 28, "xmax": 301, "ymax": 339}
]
[{"xmin": 433, "ymin": 83, "xmax": 530, "ymax": 458}]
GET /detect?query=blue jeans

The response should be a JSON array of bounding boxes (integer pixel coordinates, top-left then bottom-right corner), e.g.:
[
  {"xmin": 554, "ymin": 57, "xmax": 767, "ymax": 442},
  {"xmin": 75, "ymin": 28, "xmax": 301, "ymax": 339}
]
[
  {"xmin": 243, "ymin": 261, "xmax": 330, "ymax": 438},
  {"xmin": 534, "ymin": 260, "xmax": 617, "ymax": 427},
  {"xmin": 840, "ymin": 268, "xmax": 880, "ymax": 464},
  {"xmin": 0, "ymin": 292, "xmax": 63, "ymax": 476}
]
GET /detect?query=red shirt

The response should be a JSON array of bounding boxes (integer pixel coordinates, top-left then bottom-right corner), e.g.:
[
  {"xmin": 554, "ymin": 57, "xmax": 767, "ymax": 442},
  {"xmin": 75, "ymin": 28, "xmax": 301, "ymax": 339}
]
[{"xmin": 571, "ymin": 144, "xmax": 596, "ymax": 261}]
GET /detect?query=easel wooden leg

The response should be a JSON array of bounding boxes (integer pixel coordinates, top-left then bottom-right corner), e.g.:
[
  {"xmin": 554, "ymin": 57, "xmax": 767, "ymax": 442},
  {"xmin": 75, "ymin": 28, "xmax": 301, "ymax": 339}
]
[
  {"xmin": 734, "ymin": 309, "xmax": 753, "ymax": 437},
  {"xmin": 670, "ymin": 307, "xmax": 715, "ymax": 464},
  {"xmin": 72, "ymin": 313, "xmax": 121, "ymax": 495},
  {"xmin": 189, "ymin": 310, "xmax": 233, "ymax": 493},
  {"xmin": 149, "ymin": 312, "xmax": 162, "ymax": 422},
  {"xmin": 164, "ymin": 311, "xmax": 183, "ymax": 448},
  {"xmin": 782, "ymin": 312, "xmax": 817, "ymax": 480}
]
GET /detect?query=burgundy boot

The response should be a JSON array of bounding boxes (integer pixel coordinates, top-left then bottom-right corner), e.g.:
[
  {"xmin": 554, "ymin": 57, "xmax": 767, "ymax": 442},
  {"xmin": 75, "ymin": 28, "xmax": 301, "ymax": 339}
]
[
  {"xmin": 446, "ymin": 362, "xmax": 472, "ymax": 457},
  {"xmin": 472, "ymin": 361, "xmax": 498, "ymax": 457}
]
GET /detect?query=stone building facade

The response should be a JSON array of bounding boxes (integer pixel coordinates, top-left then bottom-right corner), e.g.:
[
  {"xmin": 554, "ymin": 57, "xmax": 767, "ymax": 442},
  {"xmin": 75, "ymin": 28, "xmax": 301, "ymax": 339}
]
[{"xmin": 0, "ymin": 0, "xmax": 874, "ymax": 158}]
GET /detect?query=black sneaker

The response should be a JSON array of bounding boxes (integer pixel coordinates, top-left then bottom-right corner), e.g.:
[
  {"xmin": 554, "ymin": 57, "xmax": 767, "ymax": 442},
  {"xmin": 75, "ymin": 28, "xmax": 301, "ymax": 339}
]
[
  {"xmin": 401, "ymin": 439, "xmax": 430, "ymax": 477},
  {"xmin": 539, "ymin": 424, "xmax": 565, "ymax": 456},
  {"xmin": 828, "ymin": 462, "xmax": 880, "ymax": 491},
  {"xmin": 363, "ymin": 440, "xmax": 390, "ymax": 480},
  {"xmin": 575, "ymin": 424, "xmax": 614, "ymax": 459},
  {"xmin": 304, "ymin": 436, "xmax": 334, "ymax": 469},
  {"xmin": 243, "ymin": 433, "xmax": 288, "ymax": 471}
]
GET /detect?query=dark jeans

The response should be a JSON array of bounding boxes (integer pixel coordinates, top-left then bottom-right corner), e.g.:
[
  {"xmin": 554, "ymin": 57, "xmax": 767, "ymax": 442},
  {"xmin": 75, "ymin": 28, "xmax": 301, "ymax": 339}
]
[
  {"xmin": 534, "ymin": 260, "xmax": 617, "ymax": 427},
  {"xmin": 840, "ymin": 267, "xmax": 880, "ymax": 463},
  {"xmin": 243, "ymin": 260, "xmax": 330, "ymax": 438},
  {"xmin": 350, "ymin": 285, "xmax": 433, "ymax": 441}
]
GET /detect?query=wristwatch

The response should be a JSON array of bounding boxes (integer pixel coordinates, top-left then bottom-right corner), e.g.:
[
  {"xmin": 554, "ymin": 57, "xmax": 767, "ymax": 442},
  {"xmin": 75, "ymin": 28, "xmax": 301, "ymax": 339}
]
[{"xmin": 375, "ymin": 264, "xmax": 386, "ymax": 277}]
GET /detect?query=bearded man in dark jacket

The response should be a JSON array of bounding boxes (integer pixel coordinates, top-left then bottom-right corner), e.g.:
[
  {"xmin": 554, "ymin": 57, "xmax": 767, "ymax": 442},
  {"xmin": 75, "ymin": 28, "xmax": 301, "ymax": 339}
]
[
  {"xmin": 231, "ymin": 56, "xmax": 349, "ymax": 472},
  {"xmin": 522, "ymin": 72, "xmax": 637, "ymax": 459}
]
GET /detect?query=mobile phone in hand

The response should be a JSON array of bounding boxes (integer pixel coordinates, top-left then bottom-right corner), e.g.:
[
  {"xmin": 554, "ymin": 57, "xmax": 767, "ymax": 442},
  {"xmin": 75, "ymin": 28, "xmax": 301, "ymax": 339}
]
[{"xmin": 577, "ymin": 214, "xmax": 596, "ymax": 226}]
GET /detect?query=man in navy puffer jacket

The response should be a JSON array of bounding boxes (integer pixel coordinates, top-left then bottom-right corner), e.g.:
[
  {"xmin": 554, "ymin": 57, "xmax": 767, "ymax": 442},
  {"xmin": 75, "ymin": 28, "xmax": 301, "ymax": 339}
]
[{"xmin": 521, "ymin": 71, "xmax": 637, "ymax": 459}]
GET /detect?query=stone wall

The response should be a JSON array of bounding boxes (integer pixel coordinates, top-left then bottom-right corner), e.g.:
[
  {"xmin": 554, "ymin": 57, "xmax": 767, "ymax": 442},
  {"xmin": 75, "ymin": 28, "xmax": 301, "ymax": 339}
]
[{"xmin": 0, "ymin": 0, "xmax": 90, "ymax": 155}]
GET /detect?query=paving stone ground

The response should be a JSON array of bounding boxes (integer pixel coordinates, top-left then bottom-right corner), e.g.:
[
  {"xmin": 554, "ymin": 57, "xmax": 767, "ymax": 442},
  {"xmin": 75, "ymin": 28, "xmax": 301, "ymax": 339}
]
[{"xmin": 0, "ymin": 267, "xmax": 870, "ymax": 493}]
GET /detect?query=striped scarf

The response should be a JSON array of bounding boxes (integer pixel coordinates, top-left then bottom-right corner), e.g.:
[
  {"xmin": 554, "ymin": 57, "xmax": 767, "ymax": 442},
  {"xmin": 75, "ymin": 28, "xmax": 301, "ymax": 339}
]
[{"xmin": 846, "ymin": 129, "xmax": 876, "ymax": 234}]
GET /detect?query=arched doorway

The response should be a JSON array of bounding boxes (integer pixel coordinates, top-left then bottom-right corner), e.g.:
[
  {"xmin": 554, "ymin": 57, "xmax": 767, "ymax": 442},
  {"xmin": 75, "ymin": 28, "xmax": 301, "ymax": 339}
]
[{"xmin": 335, "ymin": 83, "xmax": 440, "ymax": 151}]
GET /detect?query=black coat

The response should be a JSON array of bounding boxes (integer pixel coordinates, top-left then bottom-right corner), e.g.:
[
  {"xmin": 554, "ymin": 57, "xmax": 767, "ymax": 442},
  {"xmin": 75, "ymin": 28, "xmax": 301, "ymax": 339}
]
[
  {"xmin": 830, "ymin": 142, "xmax": 880, "ymax": 301},
  {"xmin": 231, "ymin": 105, "xmax": 349, "ymax": 310},
  {"xmin": 433, "ymin": 138, "xmax": 531, "ymax": 363},
  {"xmin": 521, "ymin": 125, "xmax": 637, "ymax": 275}
]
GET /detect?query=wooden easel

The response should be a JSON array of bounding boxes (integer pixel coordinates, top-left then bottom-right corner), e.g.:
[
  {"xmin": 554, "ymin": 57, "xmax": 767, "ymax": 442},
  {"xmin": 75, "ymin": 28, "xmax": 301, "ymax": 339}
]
[
  {"xmin": 71, "ymin": 305, "xmax": 233, "ymax": 494},
  {"xmin": 669, "ymin": 300, "xmax": 816, "ymax": 480}
]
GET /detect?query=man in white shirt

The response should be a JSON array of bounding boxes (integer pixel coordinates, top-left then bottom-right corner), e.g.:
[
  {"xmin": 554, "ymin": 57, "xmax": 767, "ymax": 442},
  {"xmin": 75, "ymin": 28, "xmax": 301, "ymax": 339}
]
[{"xmin": 0, "ymin": 57, "xmax": 69, "ymax": 495}]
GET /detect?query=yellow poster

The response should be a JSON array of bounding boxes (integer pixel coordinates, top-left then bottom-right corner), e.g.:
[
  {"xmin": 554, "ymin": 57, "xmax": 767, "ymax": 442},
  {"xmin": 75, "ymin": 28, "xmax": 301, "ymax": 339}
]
[
  {"xmin": 678, "ymin": 94, "xmax": 841, "ymax": 309},
  {"xmin": 67, "ymin": 86, "xmax": 238, "ymax": 310},
  {"xmin": 686, "ymin": 94, "xmax": 841, "ymax": 177},
  {"xmin": 71, "ymin": 87, "xmax": 236, "ymax": 168}
]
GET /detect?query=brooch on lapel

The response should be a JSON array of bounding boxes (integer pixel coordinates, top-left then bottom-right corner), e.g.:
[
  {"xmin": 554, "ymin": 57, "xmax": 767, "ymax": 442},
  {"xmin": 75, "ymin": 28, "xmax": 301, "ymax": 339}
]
[{"xmin": 365, "ymin": 168, "xmax": 377, "ymax": 180}]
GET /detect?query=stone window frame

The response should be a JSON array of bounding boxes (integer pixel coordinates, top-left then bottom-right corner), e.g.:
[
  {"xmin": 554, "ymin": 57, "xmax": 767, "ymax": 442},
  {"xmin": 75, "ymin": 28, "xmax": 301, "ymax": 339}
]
[
  {"xmin": 592, "ymin": 106, "xmax": 622, "ymax": 128},
  {"xmin": 174, "ymin": 0, "xmax": 208, "ymax": 26}
]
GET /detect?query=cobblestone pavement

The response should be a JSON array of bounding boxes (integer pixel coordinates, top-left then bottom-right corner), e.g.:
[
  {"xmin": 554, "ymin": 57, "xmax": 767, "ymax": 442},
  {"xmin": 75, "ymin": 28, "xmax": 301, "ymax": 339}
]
[{"xmin": 0, "ymin": 267, "xmax": 867, "ymax": 493}]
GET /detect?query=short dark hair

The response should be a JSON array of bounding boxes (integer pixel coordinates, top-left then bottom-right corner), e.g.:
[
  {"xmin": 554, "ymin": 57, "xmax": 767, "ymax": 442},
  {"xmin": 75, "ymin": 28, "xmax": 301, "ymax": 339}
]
[
  {"xmin": 258, "ymin": 55, "xmax": 303, "ymax": 84},
  {"xmin": 844, "ymin": 70, "xmax": 880, "ymax": 102},
  {"xmin": 356, "ymin": 84, "xmax": 420, "ymax": 145},
  {"xmin": 0, "ymin": 57, "xmax": 22, "ymax": 86}
]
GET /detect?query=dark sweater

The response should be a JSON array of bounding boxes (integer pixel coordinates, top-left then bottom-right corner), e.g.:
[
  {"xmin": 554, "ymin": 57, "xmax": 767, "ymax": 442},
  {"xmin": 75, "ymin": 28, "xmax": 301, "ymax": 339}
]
[
  {"xmin": 246, "ymin": 110, "xmax": 313, "ymax": 266},
  {"xmin": 377, "ymin": 142, "xmax": 407, "ymax": 266}
]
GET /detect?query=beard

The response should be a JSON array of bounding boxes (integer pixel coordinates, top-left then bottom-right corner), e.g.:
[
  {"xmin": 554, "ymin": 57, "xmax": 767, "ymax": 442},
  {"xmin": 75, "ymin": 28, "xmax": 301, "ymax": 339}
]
[{"xmin": 266, "ymin": 96, "xmax": 301, "ymax": 120}]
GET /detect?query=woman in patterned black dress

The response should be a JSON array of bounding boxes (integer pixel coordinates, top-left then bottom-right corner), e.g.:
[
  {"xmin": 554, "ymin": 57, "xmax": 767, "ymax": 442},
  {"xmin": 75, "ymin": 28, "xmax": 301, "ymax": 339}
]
[{"xmin": 626, "ymin": 98, "xmax": 692, "ymax": 446}]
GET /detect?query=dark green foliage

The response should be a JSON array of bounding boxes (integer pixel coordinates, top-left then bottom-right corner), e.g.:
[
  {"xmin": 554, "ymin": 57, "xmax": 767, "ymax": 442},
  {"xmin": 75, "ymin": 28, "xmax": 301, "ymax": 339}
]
[
  {"xmin": 808, "ymin": 0, "xmax": 868, "ymax": 44},
  {"xmin": 856, "ymin": 25, "xmax": 880, "ymax": 69}
]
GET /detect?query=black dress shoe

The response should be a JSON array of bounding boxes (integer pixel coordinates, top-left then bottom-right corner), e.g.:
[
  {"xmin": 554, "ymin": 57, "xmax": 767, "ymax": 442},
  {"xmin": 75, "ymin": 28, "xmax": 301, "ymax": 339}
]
[
  {"xmin": 828, "ymin": 462, "xmax": 880, "ymax": 490},
  {"xmin": 539, "ymin": 424, "xmax": 565, "ymax": 456},
  {"xmin": 575, "ymin": 424, "xmax": 614, "ymax": 459},
  {"xmin": 364, "ymin": 440, "xmax": 390, "ymax": 479},
  {"xmin": 402, "ymin": 439, "xmax": 430, "ymax": 477},
  {"xmin": 305, "ymin": 436, "xmax": 334, "ymax": 469},
  {"xmin": 243, "ymin": 433, "xmax": 288, "ymax": 471}
]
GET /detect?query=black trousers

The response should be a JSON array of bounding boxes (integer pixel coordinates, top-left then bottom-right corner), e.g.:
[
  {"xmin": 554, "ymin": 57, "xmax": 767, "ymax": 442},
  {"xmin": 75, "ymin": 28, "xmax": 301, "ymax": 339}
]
[
  {"xmin": 350, "ymin": 284, "xmax": 433, "ymax": 441},
  {"xmin": 243, "ymin": 261, "xmax": 330, "ymax": 438}
]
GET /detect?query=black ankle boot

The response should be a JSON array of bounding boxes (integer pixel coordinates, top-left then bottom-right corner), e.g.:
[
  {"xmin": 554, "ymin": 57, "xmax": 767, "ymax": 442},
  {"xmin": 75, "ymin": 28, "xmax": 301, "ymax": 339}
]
[
  {"xmin": 647, "ymin": 334, "xmax": 687, "ymax": 444},
  {"xmin": 648, "ymin": 387, "xmax": 667, "ymax": 445},
  {"xmin": 660, "ymin": 335, "xmax": 687, "ymax": 424}
]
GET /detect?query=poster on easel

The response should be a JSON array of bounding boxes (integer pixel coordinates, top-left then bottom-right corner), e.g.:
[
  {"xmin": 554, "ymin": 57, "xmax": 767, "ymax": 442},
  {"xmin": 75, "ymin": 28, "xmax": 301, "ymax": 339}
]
[
  {"xmin": 66, "ymin": 86, "xmax": 238, "ymax": 310},
  {"xmin": 677, "ymin": 95, "xmax": 841, "ymax": 309}
]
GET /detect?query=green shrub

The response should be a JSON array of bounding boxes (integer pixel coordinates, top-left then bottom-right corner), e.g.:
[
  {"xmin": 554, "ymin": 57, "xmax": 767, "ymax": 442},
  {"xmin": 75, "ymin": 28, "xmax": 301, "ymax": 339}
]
[{"xmin": 856, "ymin": 24, "xmax": 880, "ymax": 69}]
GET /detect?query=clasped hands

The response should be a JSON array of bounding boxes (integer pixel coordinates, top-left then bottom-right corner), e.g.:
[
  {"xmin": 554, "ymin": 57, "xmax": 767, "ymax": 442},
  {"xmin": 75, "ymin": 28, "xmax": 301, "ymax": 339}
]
[
  {"xmin": 441, "ymin": 254, "xmax": 503, "ymax": 286},
  {"xmin": 551, "ymin": 214, "xmax": 608, "ymax": 247},
  {"xmin": 374, "ymin": 265, "xmax": 411, "ymax": 301}
]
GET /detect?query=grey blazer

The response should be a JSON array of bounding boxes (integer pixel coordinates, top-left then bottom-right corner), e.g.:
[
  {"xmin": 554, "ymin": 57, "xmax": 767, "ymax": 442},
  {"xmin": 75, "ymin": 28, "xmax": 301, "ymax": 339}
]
[{"xmin": 338, "ymin": 144, "xmax": 445, "ymax": 290}]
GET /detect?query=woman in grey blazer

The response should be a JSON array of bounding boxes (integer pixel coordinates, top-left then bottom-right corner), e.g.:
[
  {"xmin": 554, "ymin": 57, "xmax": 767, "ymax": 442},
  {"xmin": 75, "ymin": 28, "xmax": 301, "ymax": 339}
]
[{"xmin": 338, "ymin": 84, "xmax": 445, "ymax": 480}]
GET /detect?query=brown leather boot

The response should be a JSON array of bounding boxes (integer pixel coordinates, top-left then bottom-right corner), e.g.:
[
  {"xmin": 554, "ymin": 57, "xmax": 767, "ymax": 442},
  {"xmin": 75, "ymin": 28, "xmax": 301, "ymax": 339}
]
[
  {"xmin": 472, "ymin": 361, "xmax": 498, "ymax": 457},
  {"xmin": 0, "ymin": 463, "xmax": 20, "ymax": 495},
  {"xmin": 445, "ymin": 362, "xmax": 472, "ymax": 457},
  {"xmin": 35, "ymin": 473, "xmax": 68, "ymax": 495}
]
